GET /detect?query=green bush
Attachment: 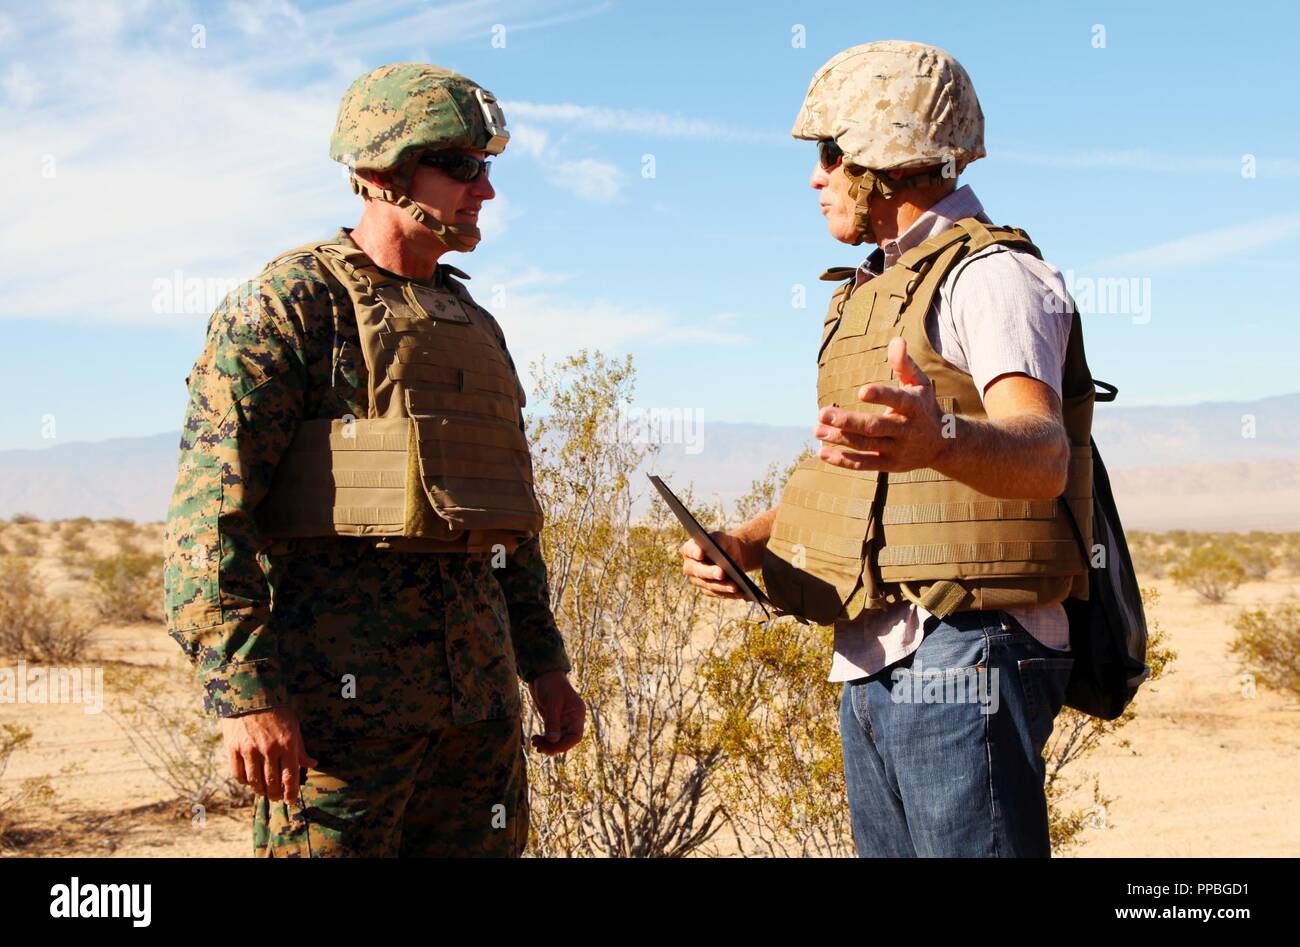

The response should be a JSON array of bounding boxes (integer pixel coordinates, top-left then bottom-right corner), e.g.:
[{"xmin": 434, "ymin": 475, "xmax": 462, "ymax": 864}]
[
  {"xmin": 0, "ymin": 557, "xmax": 95, "ymax": 663},
  {"xmin": 90, "ymin": 552, "xmax": 163, "ymax": 623},
  {"xmin": 6, "ymin": 535, "xmax": 39, "ymax": 557},
  {"xmin": 1227, "ymin": 540, "xmax": 1277, "ymax": 581},
  {"xmin": 1128, "ymin": 538, "xmax": 1170, "ymax": 578},
  {"xmin": 1231, "ymin": 605, "xmax": 1300, "ymax": 699},
  {"xmin": 1279, "ymin": 536, "xmax": 1300, "ymax": 576},
  {"xmin": 1169, "ymin": 544, "xmax": 1246, "ymax": 603}
]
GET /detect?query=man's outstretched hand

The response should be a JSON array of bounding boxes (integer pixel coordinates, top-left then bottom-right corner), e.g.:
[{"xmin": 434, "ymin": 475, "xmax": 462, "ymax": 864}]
[
  {"xmin": 527, "ymin": 671, "xmax": 585, "ymax": 755},
  {"xmin": 815, "ymin": 337, "xmax": 949, "ymax": 474}
]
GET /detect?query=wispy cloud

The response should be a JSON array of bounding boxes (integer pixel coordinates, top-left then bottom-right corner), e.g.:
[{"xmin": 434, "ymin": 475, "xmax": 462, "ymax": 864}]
[
  {"xmin": 0, "ymin": 0, "xmax": 612, "ymax": 323},
  {"xmin": 503, "ymin": 101, "xmax": 784, "ymax": 144},
  {"xmin": 1090, "ymin": 212, "xmax": 1300, "ymax": 272},
  {"xmin": 2, "ymin": 63, "xmax": 37, "ymax": 107},
  {"xmin": 547, "ymin": 157, "xmax": 623, "ymax": 201},
  {"xmin": 229, "ymin": 0, "xmax": 307, "ymax": 36},
  {"xmin": 1003, "ymin": 147, "xmax": 1300, "ymax": 178},
  {"xmin": 473, "ymin": 262, "xmax": 755, "ymax": 374},
  {"xmin": 498, "ymin": 98, "xmax": 786, "ymax": 201},
  {"xmin": 507, "ymin": 120, "xmax": 624, "ymax": 202}
]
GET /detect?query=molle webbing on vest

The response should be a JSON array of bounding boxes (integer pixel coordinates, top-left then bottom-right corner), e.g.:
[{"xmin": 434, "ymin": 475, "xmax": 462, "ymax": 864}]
[
  {"xmin": 258, "ymin": 238, "xmax": 543, "ymax": 554},
  {"xmin": 761, "ymin": 217, "xmax": 1094, "ymax": 625}
]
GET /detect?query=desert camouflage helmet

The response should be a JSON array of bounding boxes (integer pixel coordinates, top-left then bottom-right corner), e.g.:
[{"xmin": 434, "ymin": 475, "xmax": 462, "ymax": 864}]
[
  {"xmin": 330, "ymin": 62, "xmax": 509, "ymax": 171},
  {"xmin": 792, "ymin": 40, "xmax": 985, "ymax": 173},
  {"xmin": 330, "ymin": 63, "xmax": 509, "ymax": 252}
]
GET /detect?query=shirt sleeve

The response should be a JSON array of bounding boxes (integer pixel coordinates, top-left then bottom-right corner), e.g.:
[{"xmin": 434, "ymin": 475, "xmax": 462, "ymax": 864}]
[
  {"xmin": 495, "ymin": 534, "xmax": 572, "ymax": 682},
  {"xmin": 162, "ymin": 271, "xmax": 313, "ymax": 718},
  {"xmin": 936, "ymin": 247, "xmax": 1073, "ymax": 404}
]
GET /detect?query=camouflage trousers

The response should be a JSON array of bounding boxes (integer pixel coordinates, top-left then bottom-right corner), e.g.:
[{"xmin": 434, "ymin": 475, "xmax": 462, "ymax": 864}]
[{"xmin": 253, "ymin": 715, "xmax": 528, "ymax": 857}]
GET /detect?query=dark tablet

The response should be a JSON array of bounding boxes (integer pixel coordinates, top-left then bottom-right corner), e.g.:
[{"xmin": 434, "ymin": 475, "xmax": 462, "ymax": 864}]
[{"xmin": 648, "ymin": 474, "xmax": 774, "ymax": 616}]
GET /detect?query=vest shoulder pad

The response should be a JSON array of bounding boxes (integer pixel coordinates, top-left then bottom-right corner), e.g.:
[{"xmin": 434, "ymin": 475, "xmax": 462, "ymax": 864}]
[
  {"xmin": 950, "ymin": 218, "xmax": 1041, "ymax": 258},
  {"xmin": 263, "ymin": 238, "xmax": 337, "ymax": 272},
  {"xmin": 255, "ymin": 244, "xmax": 340, "ymax": 294},
  {"xmin": 819, "ymin": 266, "xmax": 857, "ymax": 282}
]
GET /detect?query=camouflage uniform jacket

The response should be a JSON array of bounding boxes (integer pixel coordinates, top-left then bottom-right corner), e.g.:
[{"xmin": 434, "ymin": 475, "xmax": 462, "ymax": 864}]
[{"xmin": 162, "ymin": 229, "xmax": 570, "ymax": 739}]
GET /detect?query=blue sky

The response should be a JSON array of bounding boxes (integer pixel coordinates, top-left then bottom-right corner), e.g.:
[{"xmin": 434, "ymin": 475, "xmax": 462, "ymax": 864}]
[{"xmin": 1, "ymin": 0, "xmax": 1297, "ymax": 451}]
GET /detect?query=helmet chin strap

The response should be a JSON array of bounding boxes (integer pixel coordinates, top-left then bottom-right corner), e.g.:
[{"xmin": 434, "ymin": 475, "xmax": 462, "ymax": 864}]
[
  {"xmin": 349, "ymin": 172, "xmax": 481, "ymax": 253},
  {"xmin": 844, "ymin": 164, "xmax": 950, "ymax": 246},
  {"xmin": 844, "ymin": 169, "xmax": 879, "ymax": 246}
]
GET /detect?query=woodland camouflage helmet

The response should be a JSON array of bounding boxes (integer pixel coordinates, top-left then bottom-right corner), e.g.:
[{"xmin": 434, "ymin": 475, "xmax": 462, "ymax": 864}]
[
  {"xmin": 330, "ymin": 63, "xmax": 510, "ymax": 252},
  {"xmin": 792, "ymin": 41, "xmax": 985, "ymax": 245}
]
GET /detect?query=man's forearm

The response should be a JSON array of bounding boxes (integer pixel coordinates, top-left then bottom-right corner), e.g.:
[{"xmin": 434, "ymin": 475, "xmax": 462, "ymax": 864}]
[
  {"xmin": 735, "ymin": 506, "xmax": 779, "ymax": 569},
  {"xmin": 497, "ymin": 535, "xmax": 572, "ymax": 682},
  {"xmin": 932, "ymin": 413, "xmax": 1069, "ymax": 499}
]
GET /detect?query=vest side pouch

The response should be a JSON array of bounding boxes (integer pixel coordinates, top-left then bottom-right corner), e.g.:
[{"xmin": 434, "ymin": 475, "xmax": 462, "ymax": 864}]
[
  {"xmin": 402, "ymin": 419, "xmax": 462, "ymax": 542},
  {"xmin": 260, "ymin": 418, "xmax": 411, "ymax": 538},
  {"xmin": 762, "ymin": 460, "xmax": 875, "ymax": 625},
  {"xmin": 406, "ymin": 403, "xmax": 543, "ymax": 534}
]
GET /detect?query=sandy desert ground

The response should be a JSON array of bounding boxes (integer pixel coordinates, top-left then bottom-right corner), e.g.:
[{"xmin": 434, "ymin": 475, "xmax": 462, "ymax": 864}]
[{"xmin": 0, "ymin": 519, "xmax": 1296, "ymax": 858}]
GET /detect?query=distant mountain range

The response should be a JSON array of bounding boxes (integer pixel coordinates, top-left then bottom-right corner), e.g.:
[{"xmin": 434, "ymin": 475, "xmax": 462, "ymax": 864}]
[{"xmin": 3, "ymin": 393, "xmax": 1299, "ymax": 531}]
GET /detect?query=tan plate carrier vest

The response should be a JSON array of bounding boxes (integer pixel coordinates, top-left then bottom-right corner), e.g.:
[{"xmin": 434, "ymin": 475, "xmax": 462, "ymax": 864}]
[
  {"xmin": 761, "ymin": 218, "xmax": 1095, "ymax": 625},
  {"xmin": 258, "ymin": 238, "xmax": 544, "ymax": 554}
]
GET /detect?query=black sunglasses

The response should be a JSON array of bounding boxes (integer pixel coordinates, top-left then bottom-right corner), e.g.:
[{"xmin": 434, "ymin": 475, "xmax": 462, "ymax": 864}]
[
  {"xmin": 817, "ymin": 138, "xmax": 844, "ymax": 170},
  {"xmin": 418, "ymin": 152, "xmax": 492, "ymax": 183}
]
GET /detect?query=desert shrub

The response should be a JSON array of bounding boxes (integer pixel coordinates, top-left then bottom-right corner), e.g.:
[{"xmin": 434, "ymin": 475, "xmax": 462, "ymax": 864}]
[
  {"xmin": 701, "ymin": 616, "xmax": 849, "ymax": 855},
  {"xmin": 90, "ymin": 552, "xmax": 163, "ymax": 623},
  {"xmin": 0, "ymin": 557, "xmax": 96, "ymax": 662},
  {"xmin": 523, "ymin": 352, "xmax": 735, "ymax": 856},
  {"xmin": 1169, "ymin": 544, "xmax": 1246, "ymax": 603},
  {"xmin": 1276, "ymin": 535, "xmax": 1300, "ymax": 576},
  {"xmin": 0, "ymin": 724, "xmax": 57, "ymax": 851},
  {"xmin": 58, "ymin": 551, "xmax": 95, "ymax": 582},
  {"xmin": 1226, "ymin": 538, "xmax": 1277, "ymax": 581},
  {"xmin": 1127, "ymin": 534, "xmax": 1171, "ymax": 578},
  {"xmin": 1231, "ymin": 605, "xmax": 1300, "ymax": 699},
  {"xmin": 522, "ymin": 352, "xmax": 851, "ymax": 857},
  {"xmin": 6, "ymin": 535, "xmax": 38, "ymax": 557},
  {"xmin": 61, "ymin": 531, "xmax": 88, "ymax": 555},
  {"xmin": 8, "ymin": 514, "xmax": 38, "ymax": 525},
  {"xmin": 697, "ymin": 457, "xmax": 849, "ymax": 856},
  {"xmin": 109, "ymin": 666, "xmax": 253, "ymax": 814},
  {"xmin": 1044, "ymin": 587, "xmax": 1177, "ymax": 852}
]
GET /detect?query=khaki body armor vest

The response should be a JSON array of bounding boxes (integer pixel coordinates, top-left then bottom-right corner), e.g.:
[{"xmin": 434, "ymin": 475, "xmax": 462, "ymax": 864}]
[
  {"xmin": 258, "ymin": 237, "xmax": 544, "ymax": 554},
  {"xmin": 761, "ymin": 218, "xmax": 1095, "ymax": 624}
]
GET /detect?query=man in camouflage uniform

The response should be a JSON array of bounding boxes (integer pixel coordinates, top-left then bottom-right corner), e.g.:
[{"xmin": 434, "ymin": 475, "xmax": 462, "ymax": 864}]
[{"xmin": 163, "ymin": 63, "xmax": 584, "ymax": 857}]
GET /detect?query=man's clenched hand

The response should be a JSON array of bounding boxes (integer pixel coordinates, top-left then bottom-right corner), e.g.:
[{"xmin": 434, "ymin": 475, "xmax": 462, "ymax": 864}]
[
  {"xmin": 221, "ymin": 706, "xmax": 317, "ymax": 804},
  {"xmin": 527, "ymin": 671, "xmax": 585, "ymax": 755}
]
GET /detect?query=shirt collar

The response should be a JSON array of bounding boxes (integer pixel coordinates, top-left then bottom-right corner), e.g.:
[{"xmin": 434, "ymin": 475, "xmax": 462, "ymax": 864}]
[{"xmin": 855, "ymin": 184, "xmax": 989, "ymax": 283}]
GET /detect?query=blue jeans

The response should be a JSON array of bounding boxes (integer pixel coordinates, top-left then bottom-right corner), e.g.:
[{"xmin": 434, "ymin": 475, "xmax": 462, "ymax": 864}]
[{"xmin": 838, "ymin": 609, "xmax": 1074, "ymax": 857}]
